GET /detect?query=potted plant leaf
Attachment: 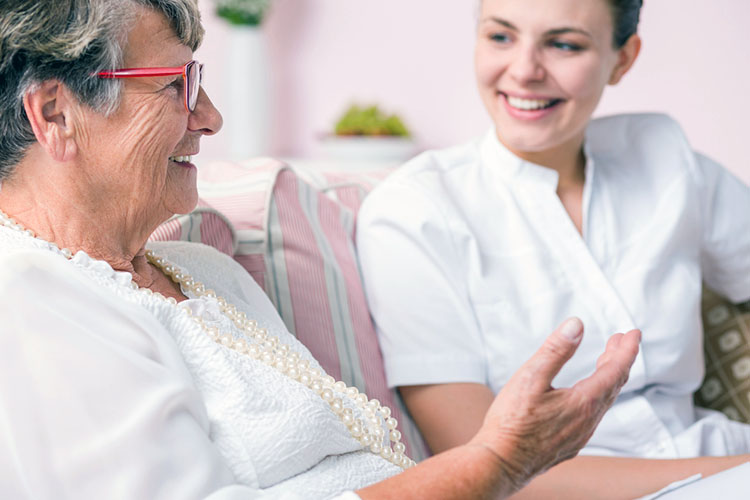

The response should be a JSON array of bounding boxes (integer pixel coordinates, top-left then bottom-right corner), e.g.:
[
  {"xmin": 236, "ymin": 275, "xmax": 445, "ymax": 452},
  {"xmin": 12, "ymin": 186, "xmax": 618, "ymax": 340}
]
[{"xmin": 321, "ymin": 104, "xmax": 416, "ymax": 162}]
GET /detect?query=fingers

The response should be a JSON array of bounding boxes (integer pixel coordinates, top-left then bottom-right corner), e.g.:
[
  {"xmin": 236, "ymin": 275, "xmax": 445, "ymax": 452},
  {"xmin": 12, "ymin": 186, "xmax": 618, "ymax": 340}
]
[
  {"xmin": 575, "ymin": 329, "xmax": 641, "ymax": 403},
  {"xmin": 522, "ymin": 317, "xmax": 584, "ymax": 392}
]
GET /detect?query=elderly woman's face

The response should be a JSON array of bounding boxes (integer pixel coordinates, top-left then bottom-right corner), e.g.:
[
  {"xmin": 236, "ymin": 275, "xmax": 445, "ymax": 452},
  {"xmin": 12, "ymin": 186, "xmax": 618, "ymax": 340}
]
[
  {"xmin": 76, "ymin": 8, "xmax": 221, "ymax": 220},
  {"xmin": 474, "ymin": 0, "xmax": 628, "ymax": 156}
]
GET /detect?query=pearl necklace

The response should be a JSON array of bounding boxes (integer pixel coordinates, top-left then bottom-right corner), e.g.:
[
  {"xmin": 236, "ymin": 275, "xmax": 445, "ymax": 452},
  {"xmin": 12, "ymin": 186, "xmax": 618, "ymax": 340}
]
[{"xmin": 0, "ymin": 208, "xmax": 415, "ymax": 470}]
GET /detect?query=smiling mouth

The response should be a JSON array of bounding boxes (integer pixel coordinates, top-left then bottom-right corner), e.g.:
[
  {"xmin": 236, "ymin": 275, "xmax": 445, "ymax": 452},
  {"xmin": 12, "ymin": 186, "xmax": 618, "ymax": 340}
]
[
  {"xmin": 502, "ymin": 94, "xmax": 563, "ymax": 111},
  {"xmin": 169, "ymin": 155, "xmax": 193, "ymax": 163}
]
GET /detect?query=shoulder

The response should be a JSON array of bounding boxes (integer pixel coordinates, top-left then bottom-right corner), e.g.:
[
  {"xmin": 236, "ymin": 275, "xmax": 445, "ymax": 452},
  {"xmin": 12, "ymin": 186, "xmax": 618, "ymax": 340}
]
[
  {"xmin": 587, "ymin": 113, "xmax": 692, "ymax": 159},
  {"xmin": 360, "ymin": 136, "xmax": 483, "ymax": 222},
  {"xmin": 586, "ymin": 113, "xmax": 697, "ymax": 184}
]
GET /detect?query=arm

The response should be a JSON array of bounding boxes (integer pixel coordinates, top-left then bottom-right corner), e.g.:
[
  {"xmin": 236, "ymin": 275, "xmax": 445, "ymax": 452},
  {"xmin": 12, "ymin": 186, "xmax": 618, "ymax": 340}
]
[
  {"xmin": 696, "ymin": 152, "xmax": 750, "ymax": 302},
  {"xmin": 399, "ymin": 342, "xmax": 750, "ymax": 499},
  {"xmin": 0, "ymin": 252, "xmax": 260, "ymax": 499},
  {"xmin": 358, "ymin": 318, "xmax": 642, "ymax": 499},
  {"xmin": 400, "ymin": 382, "xmax": 494, "ymax": 454}
]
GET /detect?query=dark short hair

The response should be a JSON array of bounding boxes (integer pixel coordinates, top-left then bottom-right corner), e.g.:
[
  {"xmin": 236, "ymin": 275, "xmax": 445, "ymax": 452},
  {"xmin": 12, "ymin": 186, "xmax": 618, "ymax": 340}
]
[
  {"xmin": 0, "ymin": 0, "xmax": 204, "ymax": 180},
  {"xmin": 608, "ymin": 0, "xmax": 643, "ymax": 48}
]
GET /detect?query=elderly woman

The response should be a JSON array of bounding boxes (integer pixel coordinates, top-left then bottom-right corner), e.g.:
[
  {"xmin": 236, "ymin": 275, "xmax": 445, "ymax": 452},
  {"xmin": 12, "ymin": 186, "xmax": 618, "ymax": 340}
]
[{"xmin": 0, "ymin": 1, "xmax": 640, "ymax": 498}]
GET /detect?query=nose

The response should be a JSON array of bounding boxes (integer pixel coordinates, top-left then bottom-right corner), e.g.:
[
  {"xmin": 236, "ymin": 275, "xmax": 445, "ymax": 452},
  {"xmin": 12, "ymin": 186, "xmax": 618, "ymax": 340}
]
[
  {"xmin": 189, "ymin": 87, "xmax": 223, "ymax": 136},
  {"xmin": 508, "ymin": 45, "xmax": 546, "ymax": 85}
]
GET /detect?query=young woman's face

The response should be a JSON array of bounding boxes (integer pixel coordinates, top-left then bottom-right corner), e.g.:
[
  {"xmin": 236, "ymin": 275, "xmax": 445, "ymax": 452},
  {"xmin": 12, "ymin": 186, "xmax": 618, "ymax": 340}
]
[{"xmin": 475, "ymin": 0, "xmax": 636, "ymax": 157}]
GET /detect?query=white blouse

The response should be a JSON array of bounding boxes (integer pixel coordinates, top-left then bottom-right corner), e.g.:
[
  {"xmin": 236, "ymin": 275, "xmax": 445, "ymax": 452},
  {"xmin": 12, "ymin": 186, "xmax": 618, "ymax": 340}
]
[
  {"xmin": 357, "ymin": 113, "xmax": 750, "ymax": 458},
  {"xmin": 0, "ymin": 228, "xmax": 399, "ymax": 499}
]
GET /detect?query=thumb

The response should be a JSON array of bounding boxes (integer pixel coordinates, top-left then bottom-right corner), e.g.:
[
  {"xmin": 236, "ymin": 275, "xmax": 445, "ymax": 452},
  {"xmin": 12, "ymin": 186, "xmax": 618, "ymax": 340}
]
[{"xmin": 524, "ymin": 317, "xmax": 584, "ymax": 392}]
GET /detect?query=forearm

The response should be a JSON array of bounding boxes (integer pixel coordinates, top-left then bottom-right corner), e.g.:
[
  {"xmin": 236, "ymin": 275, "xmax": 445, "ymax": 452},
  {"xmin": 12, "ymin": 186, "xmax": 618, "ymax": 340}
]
[
  {"xmin": 510, "ymin": 454, "xmax": 750, "ymax": 500},
  {"xmin": 357, "ymin": 444, "xmax": 521, "ymax": 500}
]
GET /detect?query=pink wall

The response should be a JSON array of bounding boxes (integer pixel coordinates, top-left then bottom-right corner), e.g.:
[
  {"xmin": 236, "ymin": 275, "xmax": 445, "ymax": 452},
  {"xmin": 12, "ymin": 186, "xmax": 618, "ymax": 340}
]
[{"xmin": 196, "ymin": 0, "xmax": 750, "ymax": 184}]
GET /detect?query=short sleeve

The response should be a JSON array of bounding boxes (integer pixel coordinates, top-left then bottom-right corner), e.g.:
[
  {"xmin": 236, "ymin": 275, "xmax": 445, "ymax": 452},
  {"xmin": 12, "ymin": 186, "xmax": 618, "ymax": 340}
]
[
  {"xmin": 0, "ymin": 250, "xmax": 269, "ymax": 499},
  {"xmin": 696, "ymin": 154, "xmax": 750, "ymax": 302},
  {"xmin": 357, "ymin": 174, "xmax": 486, "ymax": 388}
]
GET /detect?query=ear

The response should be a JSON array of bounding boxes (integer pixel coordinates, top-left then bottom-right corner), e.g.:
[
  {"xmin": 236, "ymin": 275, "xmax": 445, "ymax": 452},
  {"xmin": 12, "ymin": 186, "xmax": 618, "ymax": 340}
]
[
  {"xmin": 609, "ymin": 34, "xmax": 641, "ymax": 85},
  {"xmin": 22, "ymin": 80, "xmax": 79, "ymax": 163}
]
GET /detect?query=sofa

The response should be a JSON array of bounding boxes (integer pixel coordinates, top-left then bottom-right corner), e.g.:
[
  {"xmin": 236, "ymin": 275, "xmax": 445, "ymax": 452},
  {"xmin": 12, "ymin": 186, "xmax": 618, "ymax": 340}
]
[{"xmin": 149, "ymin": 157, "xmax": 750, "ymax": 461}]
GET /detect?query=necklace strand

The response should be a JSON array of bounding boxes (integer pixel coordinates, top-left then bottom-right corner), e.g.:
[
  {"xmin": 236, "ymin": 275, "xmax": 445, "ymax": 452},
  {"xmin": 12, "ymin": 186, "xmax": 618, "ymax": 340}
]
[{"xmin": 0, "ymin": 209, "xmax": 415, "ymax": 469}]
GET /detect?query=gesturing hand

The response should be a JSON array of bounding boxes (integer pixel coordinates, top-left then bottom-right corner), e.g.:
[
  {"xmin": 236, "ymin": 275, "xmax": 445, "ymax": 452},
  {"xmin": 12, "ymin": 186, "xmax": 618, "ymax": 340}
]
[{"xmin": 469, "ymin": 317, "xmax": 641, "ymax": 494}]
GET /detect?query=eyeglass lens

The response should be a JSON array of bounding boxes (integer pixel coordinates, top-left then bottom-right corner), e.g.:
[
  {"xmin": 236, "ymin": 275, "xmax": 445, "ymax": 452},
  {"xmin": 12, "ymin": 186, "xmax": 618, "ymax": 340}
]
[{"xmin": 186, "ymin": 62, "xmax": 199, "ymax": 112}]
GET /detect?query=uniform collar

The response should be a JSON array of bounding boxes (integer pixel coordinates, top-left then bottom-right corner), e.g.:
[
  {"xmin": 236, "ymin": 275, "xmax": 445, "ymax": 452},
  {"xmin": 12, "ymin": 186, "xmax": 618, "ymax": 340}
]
[{"xmin": 480, "ymin": 128, "xmax": 595, "ymax": 190}]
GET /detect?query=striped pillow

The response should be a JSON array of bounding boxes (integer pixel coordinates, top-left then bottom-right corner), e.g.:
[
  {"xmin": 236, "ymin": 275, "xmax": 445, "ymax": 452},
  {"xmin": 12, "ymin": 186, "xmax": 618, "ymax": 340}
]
[
  {"xmin": 194, "ymin": 159, "xmax": 430, "ymax": 461},
  {"xmin": 149, "ymin": 203, "xmax": 237, "ymax": 257}
]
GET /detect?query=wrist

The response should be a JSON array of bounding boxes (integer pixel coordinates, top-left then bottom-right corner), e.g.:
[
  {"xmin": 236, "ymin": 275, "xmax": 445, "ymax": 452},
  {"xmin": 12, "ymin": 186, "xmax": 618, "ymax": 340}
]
[{"xmin": 463, "ymin": 440, "xmax": 529, "ymax": 498}]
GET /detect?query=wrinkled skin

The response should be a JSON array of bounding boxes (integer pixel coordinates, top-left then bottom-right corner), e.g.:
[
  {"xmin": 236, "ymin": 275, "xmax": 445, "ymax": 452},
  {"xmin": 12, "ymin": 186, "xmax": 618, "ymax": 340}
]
[{"xmin": 470, "ymin": 318, "xmax": 639, "ymax": 493}]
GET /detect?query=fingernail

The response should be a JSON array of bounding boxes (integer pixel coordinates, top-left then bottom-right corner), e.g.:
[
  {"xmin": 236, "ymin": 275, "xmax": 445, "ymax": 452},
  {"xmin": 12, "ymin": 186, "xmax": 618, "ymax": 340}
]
[{"xmin": 560, "ymin": 317, "xmax": 583, "ymax": 342}]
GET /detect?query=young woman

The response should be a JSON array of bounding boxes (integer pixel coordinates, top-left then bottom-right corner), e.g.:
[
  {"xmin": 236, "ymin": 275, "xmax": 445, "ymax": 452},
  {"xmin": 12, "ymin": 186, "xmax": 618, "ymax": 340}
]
[{"xmin": 357, "ymin": 0, "xmax": 750, "ymax": 497}]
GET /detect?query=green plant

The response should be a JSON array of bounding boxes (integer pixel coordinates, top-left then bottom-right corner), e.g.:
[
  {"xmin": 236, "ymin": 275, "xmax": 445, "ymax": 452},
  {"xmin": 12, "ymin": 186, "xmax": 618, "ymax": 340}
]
[
  {"xmin": 214, "ymin": 0, "xmax": 271, "ymax": 26},
  {"xmin": 334, "ymin": 105, "xmax": 411, "ymax": 137}
]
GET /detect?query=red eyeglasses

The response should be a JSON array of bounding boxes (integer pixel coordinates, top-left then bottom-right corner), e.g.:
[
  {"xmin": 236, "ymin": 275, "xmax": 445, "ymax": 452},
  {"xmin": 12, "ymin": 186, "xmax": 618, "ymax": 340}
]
[{"xmin": 97, "ymin": 60, "xmax": 203, "ymax": 112}]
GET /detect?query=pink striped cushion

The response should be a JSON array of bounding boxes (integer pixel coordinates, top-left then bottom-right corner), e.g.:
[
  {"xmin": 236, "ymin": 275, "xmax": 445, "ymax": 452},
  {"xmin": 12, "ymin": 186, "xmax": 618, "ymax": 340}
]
[
  {"xmin": 148, "ymin": 202, "xmax": 236, "ymax": 257},
  {"xmin": 263, "ymin": 168, "xmax": 428, "ymax": 460},
  {"xmin": 192, "ymin": 159, "xmax": 429, "ymax": 461}
]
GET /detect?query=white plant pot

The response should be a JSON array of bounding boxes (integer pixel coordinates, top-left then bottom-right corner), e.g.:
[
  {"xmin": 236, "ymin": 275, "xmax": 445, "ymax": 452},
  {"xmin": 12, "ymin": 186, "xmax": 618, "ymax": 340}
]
[{"xmin": 224, "ymin": 26, "xmax": 271, "ymax": 161}]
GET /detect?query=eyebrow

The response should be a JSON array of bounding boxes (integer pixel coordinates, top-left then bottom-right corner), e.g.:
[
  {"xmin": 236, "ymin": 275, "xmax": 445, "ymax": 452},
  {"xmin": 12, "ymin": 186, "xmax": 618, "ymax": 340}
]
[{"xmin": 483, "ymin": 17, "xmax": 593, "ymax": 39}]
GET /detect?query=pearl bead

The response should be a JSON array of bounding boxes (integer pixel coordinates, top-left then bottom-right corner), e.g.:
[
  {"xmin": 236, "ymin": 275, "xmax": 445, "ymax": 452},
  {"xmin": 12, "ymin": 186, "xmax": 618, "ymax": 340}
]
[
  {"xmin": 321, "ymin": 388, "xmax": 334, "ymax": 402},
  {"xmin": 311, "ymin": 380, "xmax": 323, "ymax": 394},
  {"xmin": 351, "ymin": 421, "xmax": 364, "ymax": 437},
  {"xmin": 61, "ymin": 248, "xmax": 73, "ymax": 259},
  {"xmin": 133, "ymin": 248, "xmax": 412, "ymax": 469},
  {"xmin": 233, "ymin": 339, "xmax": 248, "ymax": 353}
]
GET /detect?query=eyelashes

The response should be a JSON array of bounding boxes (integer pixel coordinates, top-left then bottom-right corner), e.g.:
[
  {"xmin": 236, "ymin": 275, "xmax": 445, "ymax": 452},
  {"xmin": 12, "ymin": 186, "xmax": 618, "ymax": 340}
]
[{"xmin": 486, "ymin": 32, "xmax": 586, "ymax": 53}]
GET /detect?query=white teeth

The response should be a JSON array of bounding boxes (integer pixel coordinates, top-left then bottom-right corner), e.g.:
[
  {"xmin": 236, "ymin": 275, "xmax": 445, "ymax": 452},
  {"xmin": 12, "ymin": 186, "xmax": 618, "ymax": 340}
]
[
  {"xmin": 506, "ymin": 96, "xmax": 556, "ymax": 111},
  {"xmin": 169, "ymin": 155, "xmax": 193, "ymax": 163}
]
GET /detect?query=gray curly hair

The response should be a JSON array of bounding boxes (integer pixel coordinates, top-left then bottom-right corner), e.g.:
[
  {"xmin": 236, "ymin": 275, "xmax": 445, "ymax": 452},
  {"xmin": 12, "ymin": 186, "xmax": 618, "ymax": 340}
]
[{"xmin": 0, "ymin": 0, "xmax": 204, "ymax": 179}]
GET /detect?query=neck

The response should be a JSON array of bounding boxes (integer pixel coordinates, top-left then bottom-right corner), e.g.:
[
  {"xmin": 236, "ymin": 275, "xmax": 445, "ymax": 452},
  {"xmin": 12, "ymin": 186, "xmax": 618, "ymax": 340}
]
[
  {"xmin": 500, "ymin": 132, "xmax": 587, "ymax": 191},
  {"xmin": 0, "ymin": 160, "xmax": 169, "ymax": 285}
]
